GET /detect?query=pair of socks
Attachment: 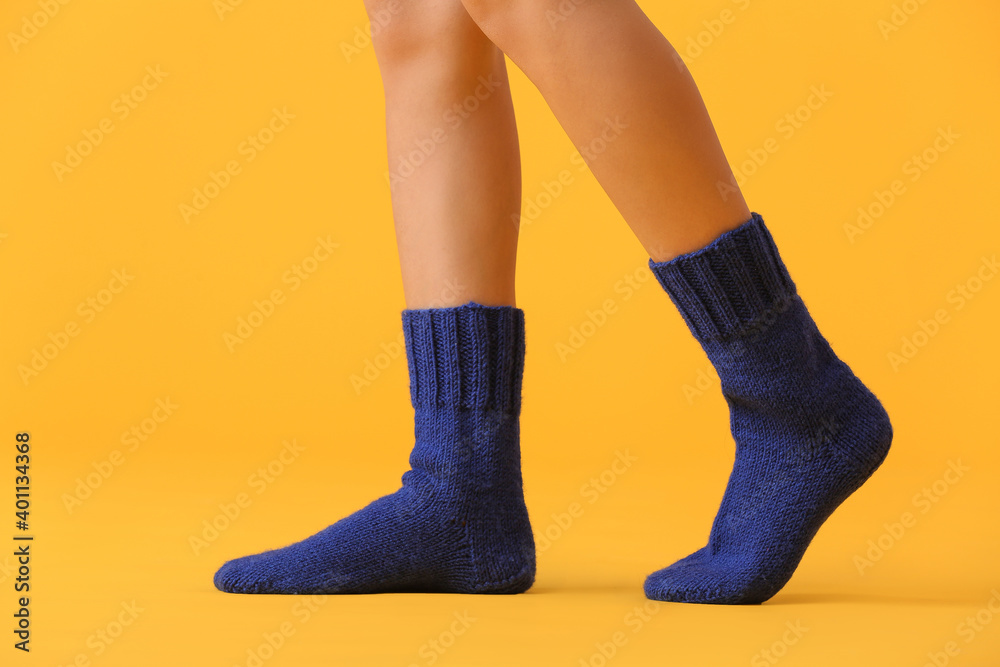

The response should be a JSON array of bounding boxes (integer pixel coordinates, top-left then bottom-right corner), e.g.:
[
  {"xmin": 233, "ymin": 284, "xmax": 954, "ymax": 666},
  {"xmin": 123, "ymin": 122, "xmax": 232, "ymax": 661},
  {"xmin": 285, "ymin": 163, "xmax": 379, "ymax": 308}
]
[{"xmin": 214, "ymin": 213, "xmax": 892, "ymax": 604}]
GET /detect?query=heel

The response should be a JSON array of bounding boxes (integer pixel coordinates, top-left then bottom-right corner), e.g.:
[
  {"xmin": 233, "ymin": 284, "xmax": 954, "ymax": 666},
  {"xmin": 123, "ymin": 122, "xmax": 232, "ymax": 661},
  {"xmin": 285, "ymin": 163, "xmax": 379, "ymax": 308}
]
[
  {"xmin": 473, "ymin": 557, "xmax": 536, "ymax": 594},
  {"xmin": 837, "ymin": 380, "xmax": 893, "ymax": 482},
  {"xmin": 466, "ymin": 495, "xmax": 536, "ymax": 594}
]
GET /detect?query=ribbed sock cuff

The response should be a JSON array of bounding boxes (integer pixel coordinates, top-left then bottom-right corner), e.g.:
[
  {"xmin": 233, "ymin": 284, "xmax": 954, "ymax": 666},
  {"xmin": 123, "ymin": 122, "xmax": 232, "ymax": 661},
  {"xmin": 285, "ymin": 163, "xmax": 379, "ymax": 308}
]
[
  {"xmin": 402, "ymin": 302, "xmax": 525, "ymax": 413},
  {"xmin": 649, "ymin": 212, "xmax": 798, "ymax": 341}
]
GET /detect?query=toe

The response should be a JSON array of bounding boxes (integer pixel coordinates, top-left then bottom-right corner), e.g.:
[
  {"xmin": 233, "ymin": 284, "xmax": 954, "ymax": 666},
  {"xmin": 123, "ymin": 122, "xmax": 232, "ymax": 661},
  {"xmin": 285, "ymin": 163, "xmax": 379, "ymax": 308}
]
[
  {"xmin": 644, "ymin": 564, "xmax": 726, "ymax": 604},
  {"xmin": 644, "ymin": 556, "xmax": 773, "ymax": 605},
  {"xmin": 214, "ymin": 557, "xmax": 250, "ymax": 593},
  {"xmin": 214, "ymin": 552, "xmax": 281, "ymax": 594}
]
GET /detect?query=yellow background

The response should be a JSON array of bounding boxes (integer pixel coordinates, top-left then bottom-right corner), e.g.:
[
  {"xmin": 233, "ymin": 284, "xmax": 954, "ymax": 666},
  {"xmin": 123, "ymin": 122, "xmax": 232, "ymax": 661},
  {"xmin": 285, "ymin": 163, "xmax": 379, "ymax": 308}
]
[{"xmin": 2, "ymin": 0, "xmax": 999, "ymax": 665}]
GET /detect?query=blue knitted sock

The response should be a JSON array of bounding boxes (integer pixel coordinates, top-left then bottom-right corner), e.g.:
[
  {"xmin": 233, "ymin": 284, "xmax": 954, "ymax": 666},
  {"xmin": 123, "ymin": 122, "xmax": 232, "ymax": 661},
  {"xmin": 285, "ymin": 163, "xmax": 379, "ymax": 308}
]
[
  {"xmin": 214, "ymin": 303, "xmax": 535, "ymax": 594},
  {"xmin": 645, "ymin": 213, "xmax": 893, "ymax": 604}
]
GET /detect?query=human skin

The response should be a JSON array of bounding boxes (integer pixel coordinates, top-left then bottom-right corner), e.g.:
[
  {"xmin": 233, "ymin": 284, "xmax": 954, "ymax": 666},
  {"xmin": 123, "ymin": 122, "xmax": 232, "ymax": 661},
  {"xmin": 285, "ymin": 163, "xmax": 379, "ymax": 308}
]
[
  {"xmin": 365, "ymin": 0, "xmax": 521, "ymax": 308},
  {"xmin": 457, "ymin": 0, "xmax": 755, "ymax": 262},
  {"xmin": 365, "ymin": 0, "xmax": 753, "ymax": 311}
]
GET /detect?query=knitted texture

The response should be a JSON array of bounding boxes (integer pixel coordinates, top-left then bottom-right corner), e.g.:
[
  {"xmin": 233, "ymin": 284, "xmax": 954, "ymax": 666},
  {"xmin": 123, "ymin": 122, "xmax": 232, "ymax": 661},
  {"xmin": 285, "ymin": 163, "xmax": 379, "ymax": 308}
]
[
  {"xmin": 645, "ymin": 213, "xmax": 893, "ymax": 604},
  {"xmin": 214, "ymin": 302, "xmax": 535, "ymax": 594}
]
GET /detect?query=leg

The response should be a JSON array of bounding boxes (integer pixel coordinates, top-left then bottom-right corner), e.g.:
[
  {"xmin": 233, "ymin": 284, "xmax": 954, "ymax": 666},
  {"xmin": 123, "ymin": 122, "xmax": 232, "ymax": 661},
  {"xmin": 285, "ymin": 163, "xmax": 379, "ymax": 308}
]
[
  {"xmin": 214, "ymin": 0, "xmax": 534, "ymax": 595},
  {"xmin": 381, "ymin": 0, "xmax": 520, "ymax": 306},
  {"xmin": 459, "ymin": 0, "xmax": 750, "ymax": 261},
  {"xmin": 458, "ymin": 0, "xmax": 893, "ymax": 604}
]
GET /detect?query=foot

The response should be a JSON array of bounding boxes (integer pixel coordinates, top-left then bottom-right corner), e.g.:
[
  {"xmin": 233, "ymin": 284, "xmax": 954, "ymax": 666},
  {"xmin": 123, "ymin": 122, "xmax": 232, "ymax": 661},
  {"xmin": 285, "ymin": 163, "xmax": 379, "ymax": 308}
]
[
  {"xmin": 215, "ymin": 303, "xmax": 535, "ymax": 595},
  {"xmin": 647, "ymin": 213, "xmax": 893, "ymax": 604},
  {"xmin": 644, "ymin": 310, "xmax": 892, "ymax": 604},
  {"xmin": 214, "ymin": 461, "xmax": 535, "ymax": 594}
]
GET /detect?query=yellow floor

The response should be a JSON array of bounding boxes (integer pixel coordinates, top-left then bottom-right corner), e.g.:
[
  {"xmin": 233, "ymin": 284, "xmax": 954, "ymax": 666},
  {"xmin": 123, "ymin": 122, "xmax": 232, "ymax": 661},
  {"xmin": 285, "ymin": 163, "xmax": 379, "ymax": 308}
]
[
  {"xmin": 20, "ymin": 462, "xmax": 1000, "ymax": 665},
  {"xmin": 3, "ymin": 0, "xmax": 999, "ymax": 665}
]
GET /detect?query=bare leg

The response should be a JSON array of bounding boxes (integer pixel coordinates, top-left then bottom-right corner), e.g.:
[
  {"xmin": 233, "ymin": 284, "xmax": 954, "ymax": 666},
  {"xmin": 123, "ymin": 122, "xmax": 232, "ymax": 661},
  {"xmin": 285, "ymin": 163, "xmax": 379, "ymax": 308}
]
[
  {"xmin": 458, "ymin": 0, "xmax": 750, "ymax": 261},
  {"xmin": 456, "ymin": 0, "xmax": 894, "ymax": 607},
  {"xmin": 213, "ymin": 0, "xmax": 536, "ymax": 596},
  {"xmin": 375, "ymin": 0, "xmax": 520, "ymax": 306}
]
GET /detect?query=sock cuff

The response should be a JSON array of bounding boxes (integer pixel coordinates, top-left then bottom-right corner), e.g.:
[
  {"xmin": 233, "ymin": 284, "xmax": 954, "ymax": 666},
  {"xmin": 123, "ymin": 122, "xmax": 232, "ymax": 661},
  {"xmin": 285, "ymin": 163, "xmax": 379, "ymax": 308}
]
[
  {"xmin": 649, "ymin": 212, "xmax": 798, "ymax": 341},
  {"xmin": 402, "ymin": 302, "xmax": 525, "ymax": 413}
]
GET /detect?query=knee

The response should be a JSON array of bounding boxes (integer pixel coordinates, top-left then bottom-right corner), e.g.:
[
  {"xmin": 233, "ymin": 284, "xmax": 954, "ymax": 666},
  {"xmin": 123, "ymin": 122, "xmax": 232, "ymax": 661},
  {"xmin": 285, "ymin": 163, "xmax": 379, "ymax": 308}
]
[
  {"xmin": 458, "ymin": 0, "xmax": 520, "ymax": 43},
  {"xmin": 363, "ymin": 0, "xmax": 485, "ymax": 69},
  {"xmin": 360, "ymin": 0, "xmax": 421, "ymax": 65},
  {"xmin": 459, "ymin": 0, "xmax": 575, "ymax": 54}
]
